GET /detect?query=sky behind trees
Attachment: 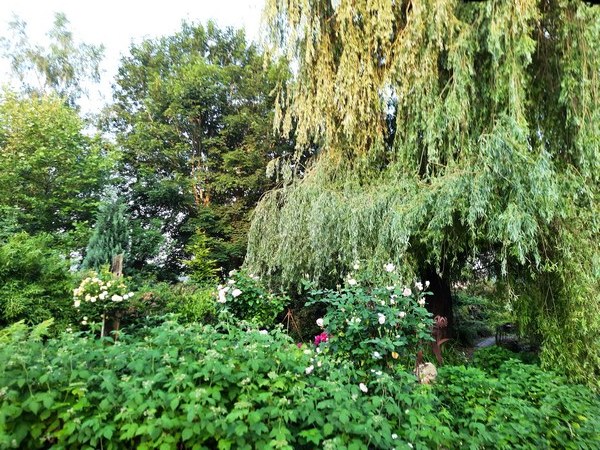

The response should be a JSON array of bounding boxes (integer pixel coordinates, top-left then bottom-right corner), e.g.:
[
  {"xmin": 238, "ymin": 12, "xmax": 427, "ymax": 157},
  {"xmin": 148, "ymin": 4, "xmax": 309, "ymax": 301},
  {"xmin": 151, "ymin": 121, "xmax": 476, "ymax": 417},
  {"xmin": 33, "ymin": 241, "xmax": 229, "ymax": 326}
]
[{"xmin": 0, "ymin": 0, "xmax": 263, "ymax": 111}]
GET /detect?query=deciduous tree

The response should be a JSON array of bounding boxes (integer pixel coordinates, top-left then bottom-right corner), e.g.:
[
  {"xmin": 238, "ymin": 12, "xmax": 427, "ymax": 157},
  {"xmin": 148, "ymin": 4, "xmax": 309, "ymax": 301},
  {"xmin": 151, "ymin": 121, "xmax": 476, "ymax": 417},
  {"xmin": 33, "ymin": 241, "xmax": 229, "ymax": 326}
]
[
  {"xmin": 246, "ymin": 0, "xmax": 600, "ymax": 385},
  {"xmin": 0, "ymin": 12, "xmax": 104, "ymax": 108},
  {"xmin": 0, "ymin": 91, "xmax": 110, "ymax": 236},
  {"xmin": 108, "ymin": 21, "xmax": 293, "ymax": 278}
]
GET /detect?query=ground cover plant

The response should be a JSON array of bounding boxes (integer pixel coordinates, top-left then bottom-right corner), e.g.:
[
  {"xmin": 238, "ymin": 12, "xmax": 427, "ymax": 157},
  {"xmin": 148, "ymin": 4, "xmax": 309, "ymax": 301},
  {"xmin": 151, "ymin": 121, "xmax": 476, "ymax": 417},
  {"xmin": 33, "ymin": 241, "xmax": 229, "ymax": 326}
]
[{"xmin": 1, "ymin": 318, "xmax": 600, "ymax": 449}]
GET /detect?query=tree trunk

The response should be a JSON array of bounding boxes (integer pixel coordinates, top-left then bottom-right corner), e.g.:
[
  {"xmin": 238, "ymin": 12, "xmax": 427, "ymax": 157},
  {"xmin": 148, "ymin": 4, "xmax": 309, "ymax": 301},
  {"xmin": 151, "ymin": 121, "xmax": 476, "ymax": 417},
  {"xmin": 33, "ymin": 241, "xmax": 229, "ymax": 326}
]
[{"xmin": 422, "ymin": 265, "xmax": 454, "ymax": 338}]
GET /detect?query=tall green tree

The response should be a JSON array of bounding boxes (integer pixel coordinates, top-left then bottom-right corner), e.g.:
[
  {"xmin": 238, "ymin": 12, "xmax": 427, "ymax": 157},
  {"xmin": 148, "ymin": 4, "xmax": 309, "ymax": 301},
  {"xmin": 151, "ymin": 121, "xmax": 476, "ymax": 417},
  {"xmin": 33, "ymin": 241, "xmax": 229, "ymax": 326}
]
[
  {"xmin": 0, "ymin": 91, "xmax": 110, "ymax": 236},
  {"xmin": 108, "ymin": 21, "xmax": 293, "ymax": 279},
  {"xmin": 246, "ymin": 0, "xmax": 600, "ymax": 386},
  {"xmin": 0, "ymin": 12, "xmax": 104, "ymax": 108}
]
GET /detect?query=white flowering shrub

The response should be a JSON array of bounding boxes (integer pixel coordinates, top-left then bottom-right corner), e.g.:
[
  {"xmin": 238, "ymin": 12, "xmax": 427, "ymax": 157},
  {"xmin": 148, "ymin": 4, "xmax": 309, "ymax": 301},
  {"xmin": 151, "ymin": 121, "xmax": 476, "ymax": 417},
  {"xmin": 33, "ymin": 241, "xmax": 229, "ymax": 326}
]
[
  {"xmin": 216, "ymin": 270, "xmax": 288, "ymax": 328},
  {"xmin": 307, "ymin": 262, "xmax": 433, "ymax": 370},
  {"xmin": 73, "ymin": 270, "xmax": 134, "ymax": 328}
]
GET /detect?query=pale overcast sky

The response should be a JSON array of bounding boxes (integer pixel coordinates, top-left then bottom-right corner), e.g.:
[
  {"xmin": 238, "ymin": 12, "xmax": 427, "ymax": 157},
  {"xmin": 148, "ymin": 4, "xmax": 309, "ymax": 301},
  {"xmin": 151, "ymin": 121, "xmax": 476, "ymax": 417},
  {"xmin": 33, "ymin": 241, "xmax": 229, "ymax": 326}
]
[{"xmin": 0, "ymin": 0, "xmax": 265, "ymax": 111}]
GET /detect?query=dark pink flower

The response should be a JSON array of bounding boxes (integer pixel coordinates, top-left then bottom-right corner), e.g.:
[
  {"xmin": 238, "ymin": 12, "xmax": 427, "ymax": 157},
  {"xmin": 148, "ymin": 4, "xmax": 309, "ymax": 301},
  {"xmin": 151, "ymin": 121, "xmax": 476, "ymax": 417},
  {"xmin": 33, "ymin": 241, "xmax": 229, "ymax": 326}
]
[{"xmin": 314, "ymin": 331, "xmax": 329, "ymax": 346}]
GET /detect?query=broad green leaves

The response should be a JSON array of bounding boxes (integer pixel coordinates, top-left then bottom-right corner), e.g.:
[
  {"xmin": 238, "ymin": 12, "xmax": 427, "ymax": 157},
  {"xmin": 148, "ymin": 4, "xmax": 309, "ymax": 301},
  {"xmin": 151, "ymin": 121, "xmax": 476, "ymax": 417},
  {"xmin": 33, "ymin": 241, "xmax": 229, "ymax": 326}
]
[{"xmin": 0, "ymin": 92, "xmax": 110, "ymax": 236}]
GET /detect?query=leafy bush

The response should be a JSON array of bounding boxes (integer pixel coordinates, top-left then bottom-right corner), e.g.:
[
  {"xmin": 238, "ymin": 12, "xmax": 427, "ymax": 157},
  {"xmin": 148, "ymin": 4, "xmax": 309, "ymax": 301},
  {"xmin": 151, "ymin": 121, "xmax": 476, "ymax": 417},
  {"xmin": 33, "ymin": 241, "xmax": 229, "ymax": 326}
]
[
  {"xmin": 471, "ymin": 346, "xmax": 522, "ymax": 374},
  {"xmin": 0, "ymin": 319, "xmax": 451, "ymax": 449},
  {"xmin": 166, "ymin": 285, "xmax": 216, "ymax": 324},
  {"xmin": 307, "ymin": 274, "xmax": 433, "ymax": 370},
  {"xmin": 182, "ymin": 229, "xmax": 218, "ymax": 284},
  {"xmin": 216, "ymin": 270, "xmax": 288, "ymax": 328},
  {"xmin": 1, "ymin": 320, "xmax": 599, "ymax": 449},
  {"xmin": 435, "ymin": 361, "xmax": 600, "ymax": 449},
  {"xmin": 0, "ymin": 232, "xmax": 74, "ymax": 331},
  {"xmin": 127, "ymin": 282, "xmax": 217, "ymax": 326}
]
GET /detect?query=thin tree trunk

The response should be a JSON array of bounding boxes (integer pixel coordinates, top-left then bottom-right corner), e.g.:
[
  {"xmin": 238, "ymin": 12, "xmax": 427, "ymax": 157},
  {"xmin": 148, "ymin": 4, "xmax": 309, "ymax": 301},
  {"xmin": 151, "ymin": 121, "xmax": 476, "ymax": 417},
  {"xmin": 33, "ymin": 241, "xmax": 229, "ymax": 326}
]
[
  {"xmin": 110, "ymin": 253, "xmax": 124, "ymax": 341},
  {"xmin": 422, "ymin": 265, "xmax": 454, "ymax": 338}
]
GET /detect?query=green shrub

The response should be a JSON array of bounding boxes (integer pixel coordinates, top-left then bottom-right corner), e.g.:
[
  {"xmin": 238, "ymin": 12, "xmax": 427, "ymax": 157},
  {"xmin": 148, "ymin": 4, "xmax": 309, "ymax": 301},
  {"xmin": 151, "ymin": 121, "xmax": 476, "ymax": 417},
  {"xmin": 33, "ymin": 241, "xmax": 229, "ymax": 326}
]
[
  {"xmin": 1, "ymin": 320, "xmax": 599, "ymax": 449},
  {"xmin": 471, "ymin": 345, "xmax": 523, "ymax": 375},
  {"xmin": 0, "ymin": 232, "xmax": 74, "ymax": 331},
  {"xmin": 168, "ymin": 285, "xmax": 216, "ymax": 324},
  {"xmin": 435, "ymin": 361, "xmax": 600, "ymax": 449},
  {"xmin": 216, "ymin": 270, "xmax": 288, "ymax": 328},
  {"xmin": 0, "ymin": 319, "xmax": 452, "ymax": 449},
  {"xmin": 128, "ymin": 282, "xmax": 217, "ymax": 326},
  {"xmin": 307, "ymin": 276, "xmax": 433, "ymax": 371}
]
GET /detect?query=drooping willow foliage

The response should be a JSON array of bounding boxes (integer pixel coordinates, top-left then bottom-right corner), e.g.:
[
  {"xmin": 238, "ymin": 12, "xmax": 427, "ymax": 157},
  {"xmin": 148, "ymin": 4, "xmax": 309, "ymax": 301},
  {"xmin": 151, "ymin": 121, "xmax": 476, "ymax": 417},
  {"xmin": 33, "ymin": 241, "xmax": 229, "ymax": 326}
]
[{"xmin": 246, "ymin": 0, "xmax": 600, "ymax": 386}]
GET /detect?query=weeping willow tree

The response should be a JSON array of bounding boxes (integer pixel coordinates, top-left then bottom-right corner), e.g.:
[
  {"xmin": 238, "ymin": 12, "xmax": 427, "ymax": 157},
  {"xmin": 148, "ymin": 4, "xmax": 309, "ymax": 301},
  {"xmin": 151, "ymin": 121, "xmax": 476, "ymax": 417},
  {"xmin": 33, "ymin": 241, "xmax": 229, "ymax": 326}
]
[{"xmin": 246, "ymin": 0, "xmax": 599, "ymax": 385}]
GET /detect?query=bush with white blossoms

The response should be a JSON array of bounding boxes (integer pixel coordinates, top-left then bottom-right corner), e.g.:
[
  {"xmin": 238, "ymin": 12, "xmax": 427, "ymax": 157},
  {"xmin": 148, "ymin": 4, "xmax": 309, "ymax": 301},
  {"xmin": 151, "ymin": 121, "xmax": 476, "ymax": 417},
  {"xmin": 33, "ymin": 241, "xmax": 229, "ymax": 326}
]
[
  {"xmin": 215, "ymin": 269, "xmax": 288, "ymax": 328},
  {"xmin": 307, "ymin": 262, "xmax": 433, "ymax": 371},
  {"xmin": 72, "ymin": 270, "xmax": 134, "ymax": 329}
]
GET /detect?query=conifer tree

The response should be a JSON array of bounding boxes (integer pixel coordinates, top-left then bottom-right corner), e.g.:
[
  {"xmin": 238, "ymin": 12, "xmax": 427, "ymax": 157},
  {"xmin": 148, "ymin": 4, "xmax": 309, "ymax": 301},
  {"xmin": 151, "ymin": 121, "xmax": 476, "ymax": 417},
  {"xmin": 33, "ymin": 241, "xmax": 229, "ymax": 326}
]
[{"xmin": 82, "ymin": 200, "xmax": 129, "ymax": 271}]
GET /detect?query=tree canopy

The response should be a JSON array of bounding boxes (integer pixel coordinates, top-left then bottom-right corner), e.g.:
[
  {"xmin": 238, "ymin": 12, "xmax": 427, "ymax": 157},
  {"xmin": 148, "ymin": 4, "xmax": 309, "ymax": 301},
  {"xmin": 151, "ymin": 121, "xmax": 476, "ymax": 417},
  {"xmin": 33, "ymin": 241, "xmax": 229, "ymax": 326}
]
[
  {"xmin": 0, "ymin": 12, "xmax": 104, "ymax": 108},
  {"xmin": 108, "ymin": 21, "xmax": 293, "ymax": 279},
  {"xmin": 246, "ymin": 0, "xmax": 600, "ymax": 385},
  {"xmin": 0, "ymin": 91, "xmax": 110, "ymax": 236}
]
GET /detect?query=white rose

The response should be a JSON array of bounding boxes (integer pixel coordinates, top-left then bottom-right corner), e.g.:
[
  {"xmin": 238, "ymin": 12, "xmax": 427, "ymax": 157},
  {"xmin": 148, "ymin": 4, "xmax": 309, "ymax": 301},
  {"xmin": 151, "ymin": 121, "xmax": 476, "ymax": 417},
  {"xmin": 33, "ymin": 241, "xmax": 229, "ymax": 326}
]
[
  {"xmin": 348, "ymin": 278, "xmax": 357, "ymax": 286},
  {"xmin": 73, "ymin": 300, "xmax": 81, "ymax": 308},
  {"xmin": 402, "ymin": 287, "xmax": 412, "ymax": 297},
  {"xmin": 231, "ymin": 288, "xmax": 242, "ymax": 298},
  {"xmin": 384, "ymin": 263, "xmax": 395, "ymax": 272},
  {"xmin": 111, "ymin": 294, "xmax": 123, "ymax": 302},
  {"xmin": 316, "ymin": 318, "xmax": 324, "ymax": 327},
  {"xmin": 398, "ymin": 311, "xmax": 406, "ymax": 318},
  {"xmin": 415, "ymin": 281, "xmax": 423, "ymax": 291},
  {"xmin": 359, "ymin": 382, "xmax": 368, "ymax": 393},
  {"xmin": 378, "ymin": 313, "xmax": 386, "ymax": 324},
  {"xmin": 305, "ymin": 365, "xmax": 314, "ymax": 375}
]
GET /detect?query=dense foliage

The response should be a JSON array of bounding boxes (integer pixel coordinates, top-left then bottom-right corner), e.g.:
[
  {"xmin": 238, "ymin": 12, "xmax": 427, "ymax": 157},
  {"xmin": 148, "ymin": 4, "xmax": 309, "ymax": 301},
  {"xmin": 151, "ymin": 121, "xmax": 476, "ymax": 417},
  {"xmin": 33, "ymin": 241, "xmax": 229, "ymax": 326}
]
[
  {"xmin": 307, "ymin": 272, "xmax": 434, "ymax": 370},
  {"xmin": 1, "ymin": 7, "xmax": 599, "ymax": 449},
  {"xmin": 0, "ymin": 233, "xmax": 74, "ymax": 330},
  {"xmin": 1, "ymin": 320, "xmax": 599, "ymax": 449},
  {"xmin": 216, "ymin": 270, "xmax": 289, "ymax": 328},
  {"xmin": 0, "ymin": 92, "xmax": 110, "ymax": 236},
  {"xmin": 108, "ymin": 21, "xmax": 293, "ymax": 278},
  {"xmin": 247, "ymin": 0, "xmax": 600, "ymax": 386},
  {"xmin": 81, "ymin": 199, "xmax": 129, "ymax": 271}
]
